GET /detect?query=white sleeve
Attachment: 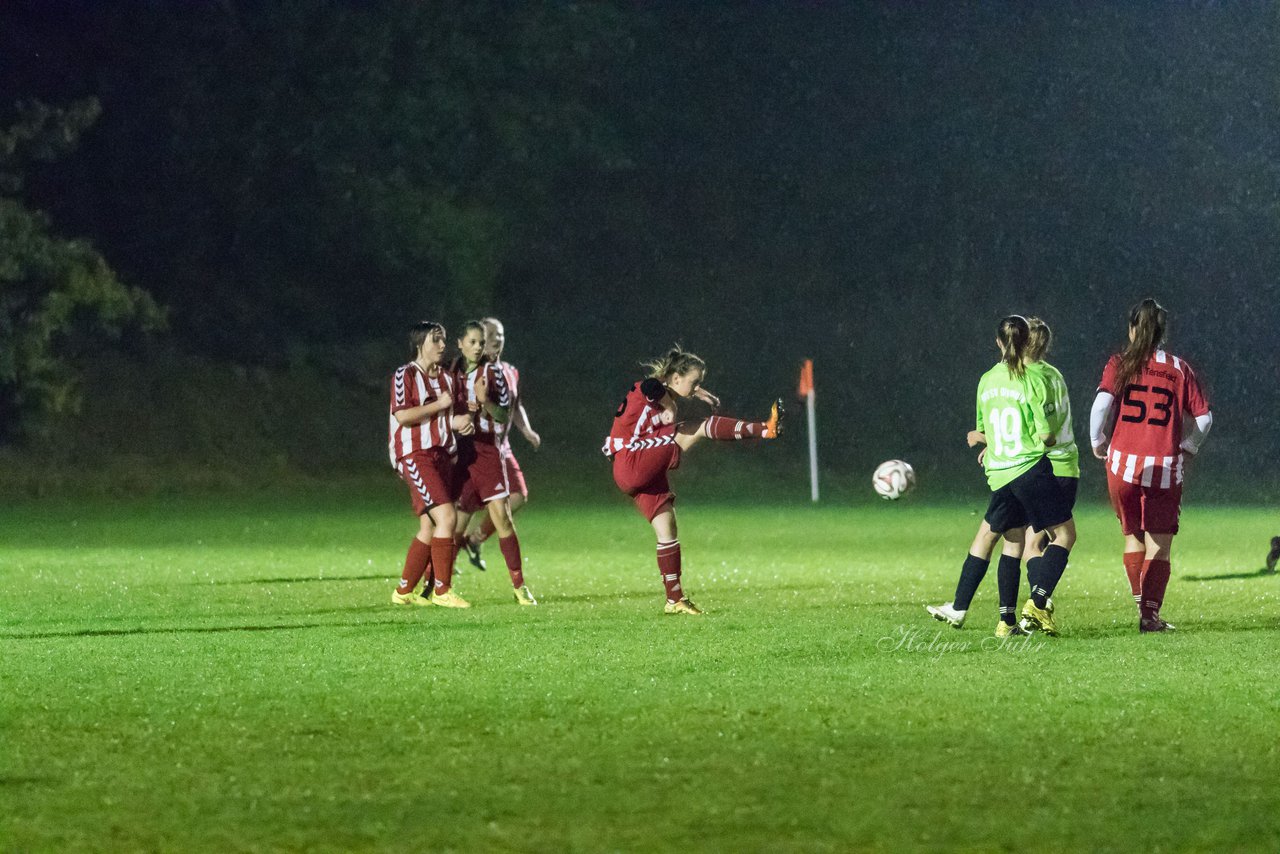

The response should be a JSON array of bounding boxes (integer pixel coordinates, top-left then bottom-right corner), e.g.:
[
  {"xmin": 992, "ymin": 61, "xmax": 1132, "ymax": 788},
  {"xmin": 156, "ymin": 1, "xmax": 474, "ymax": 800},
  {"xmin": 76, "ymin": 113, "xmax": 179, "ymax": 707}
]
[
  {"xmin": 1089, "ymin": 391, "xmax": 1115, "ymax": 450},
  {"xmin": 1181, "ymin": 411, "xmax": 1214, "ymax": 455}
]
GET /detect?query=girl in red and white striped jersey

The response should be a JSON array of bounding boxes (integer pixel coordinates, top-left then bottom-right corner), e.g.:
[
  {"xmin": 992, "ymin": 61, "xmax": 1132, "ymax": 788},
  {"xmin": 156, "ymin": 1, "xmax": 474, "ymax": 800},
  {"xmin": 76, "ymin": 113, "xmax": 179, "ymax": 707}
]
[
  {"xmin": 461, "ymin": 317, "xmax": 540, "ymax": 569},
  {"xmin": 451, "ymin": 321, "xmax": 537, "ymax": 606},
  {"xmin": 606, "ymin": 345, "xmax": 783, "ymax": 615},
  {"xmin": 388, "ymin": 321, "xmax": 473, "ymax": 609},
  {"xmin": 1089, "ymin": 298, "xmax": 1213, "ymax": 632}
]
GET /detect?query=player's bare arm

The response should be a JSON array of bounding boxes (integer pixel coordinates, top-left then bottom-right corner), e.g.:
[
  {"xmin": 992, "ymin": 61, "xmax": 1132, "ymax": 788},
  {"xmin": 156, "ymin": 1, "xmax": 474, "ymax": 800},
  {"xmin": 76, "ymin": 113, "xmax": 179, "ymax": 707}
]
[
  {"xmin": 452, "ymin": 412, "xmax": 475, "ymax": 435},
  {"xmin": 394, "ymin": 391, "xmax": 453, "ymax": 427},
  {"xmin": 514, "ymin": 403, "xmax": 540, "ymax": 449},
  {"xmin": 692, "ymin": 387, "xmax": 720, "ymax": 408}
]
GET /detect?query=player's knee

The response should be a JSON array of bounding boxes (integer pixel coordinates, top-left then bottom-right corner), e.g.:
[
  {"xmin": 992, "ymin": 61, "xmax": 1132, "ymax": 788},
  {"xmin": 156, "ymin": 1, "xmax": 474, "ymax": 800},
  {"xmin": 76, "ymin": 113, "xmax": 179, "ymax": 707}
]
[
  {"xmin": 491, "ymin": 506, "xmax": 514, "ymax": 535},
  {"xmin": 972, "ymin": 530, "xmax": 1000, "ymax": 556},
  {"xmin": 1051, "ymin": 521, "xmax": 1077, "ymax": 550},
  {"xmin": 431, "ymin": 503, "xmax": 456, "ymax": 531}
]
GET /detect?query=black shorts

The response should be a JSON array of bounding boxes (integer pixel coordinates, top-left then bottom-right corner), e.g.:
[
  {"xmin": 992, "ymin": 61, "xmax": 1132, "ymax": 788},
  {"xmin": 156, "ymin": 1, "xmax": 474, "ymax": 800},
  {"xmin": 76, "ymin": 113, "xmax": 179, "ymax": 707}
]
[
  {"xmin": 1057, "ymin": 474, "xmax": 1078, "ymax": 513},
  {"xmin": 983, "ymin": 456, "xmax": 1074, "ymax": 534}
]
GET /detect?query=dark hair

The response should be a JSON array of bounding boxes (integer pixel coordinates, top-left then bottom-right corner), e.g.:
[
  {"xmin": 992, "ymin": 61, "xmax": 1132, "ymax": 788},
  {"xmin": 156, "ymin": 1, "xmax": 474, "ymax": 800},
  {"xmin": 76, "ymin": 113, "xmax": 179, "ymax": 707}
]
[
  {"xmin": 997, "ymin": 315, "xmax": 1030, "ymax": 378},
  {"xmin": 1114, "ymin": 298, "xmax": 1167, "ymax": 393},
  {"xmin": 451, "ymin": 320, "xmax": 490, "ymax": 371},
  {"xmin": 409, "ymin": 321, "xmax": 444, "ymax": 354},
  {"xmin": 641, "ymin": 344, "xmax": 706, "ymax": 381},
  {"xmin": 457, "ymin": 320, "xmax": 486, "ymax": 340},
  {"xmin": 1026, "ymin": 316, "xmax": 1052, "ymax": 362}
]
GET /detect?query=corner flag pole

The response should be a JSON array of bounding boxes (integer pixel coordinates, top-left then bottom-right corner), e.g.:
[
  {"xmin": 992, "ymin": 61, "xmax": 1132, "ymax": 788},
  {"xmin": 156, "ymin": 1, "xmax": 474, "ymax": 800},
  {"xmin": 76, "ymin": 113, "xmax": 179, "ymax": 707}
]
[{"xmin": 797, "ymin": 359, "xmax": 818, "ymax": 502}]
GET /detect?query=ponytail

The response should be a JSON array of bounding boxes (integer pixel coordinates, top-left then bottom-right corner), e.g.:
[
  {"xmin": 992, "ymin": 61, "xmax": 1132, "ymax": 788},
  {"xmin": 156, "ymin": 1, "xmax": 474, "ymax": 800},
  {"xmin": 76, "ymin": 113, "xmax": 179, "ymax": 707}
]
[
  {"xmin": 1114, "ymin": 298, "xmax": 1167, "ymax": 393},
  {"xmin": 1025, "ymin": 316, "xmax": 1052, "ymax": 362},
  {"xmin": 996, "ymin": 315, "xmax": 1030, "ymax": 378},
  {"xmin": 641, "ymin": 344, "xmax": 707, "ymax": 382}
]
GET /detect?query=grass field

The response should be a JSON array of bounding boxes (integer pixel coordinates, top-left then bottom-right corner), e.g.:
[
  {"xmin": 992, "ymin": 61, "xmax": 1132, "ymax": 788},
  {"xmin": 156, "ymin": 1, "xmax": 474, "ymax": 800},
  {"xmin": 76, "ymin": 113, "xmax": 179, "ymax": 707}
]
[{"xmin": 3, "ymin": 489, "xmax": 1279, "ymax": 852}]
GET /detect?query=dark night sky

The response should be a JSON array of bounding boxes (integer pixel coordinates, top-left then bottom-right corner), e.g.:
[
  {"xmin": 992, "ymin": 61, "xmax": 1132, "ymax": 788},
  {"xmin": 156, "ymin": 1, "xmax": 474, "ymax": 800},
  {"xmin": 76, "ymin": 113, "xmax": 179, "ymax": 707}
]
[{"xmin": 2, "ymin": 1, "xmax": 1277, "ymax": 489}]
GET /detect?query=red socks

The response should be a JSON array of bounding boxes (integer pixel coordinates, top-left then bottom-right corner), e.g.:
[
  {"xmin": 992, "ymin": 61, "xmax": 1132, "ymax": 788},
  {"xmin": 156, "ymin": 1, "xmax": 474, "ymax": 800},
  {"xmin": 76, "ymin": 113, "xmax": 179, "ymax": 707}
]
[
  {"xmin": 1139, "ymin": 559, "xmax": 1171, "ymax": 619},
  {"xmin": 1122, "ymin": 552, "xmax": 1144, "ymax": 608},
  {"xmin": 657, "ymin": 540, "xmax": 683, "ymax": 602},
  {"xmin": 701, "ymin": 415, "xmax": 762, "ymax": 440},
  {"xmin": 498, "ymin": 535, "xmax": 524, "ymax": 588},
  {"xmin": 396, "ymin": 537, "xmax": 432, "ymax": 594},
  {"xmin": 430, "ymin": 536, "xmax": 456, "ymax": 594}
]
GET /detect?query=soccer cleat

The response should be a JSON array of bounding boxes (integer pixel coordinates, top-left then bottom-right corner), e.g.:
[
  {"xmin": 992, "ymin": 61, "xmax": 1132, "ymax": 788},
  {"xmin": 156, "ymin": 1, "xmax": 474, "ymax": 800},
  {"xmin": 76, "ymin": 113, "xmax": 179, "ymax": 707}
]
[
  {"xmin": 464, "ymin": 539, "xmax": 488, "ymax": 572},
  {"xmin": 1266, "ymin": 536, "xmax": 1280, "ymax": 574},
  {"xmin": 762, "ymin": 398, "xmax": 784, "ymax": 439},
  {"xmin": 513, "ymin": 585, "xmax": 538, "ymax": 606},
  {"xmin": 925, "ymin": 602, "xmax": 966, "ymax": 629},
  {"xmin": 429, "ymin": 590, "xmax": 471, "ymax": 609},
  {"xmin": 664, "ymin": 597, "xmax": 704, "ymax": 615},
  {"xmin": 1020, "ymin": 598, "xmax": 1058, "ymax": 636},
  {"xmin": 390, "ymin": 590, "xmax": 432, "ymax": 607},
  {"xmin": 994, "ymin": 621, "xmax": 1027, "ymax": 639},
  {"xmin": 1140, "ymin": 616, "xmax": 1176, "ymax": 633}
]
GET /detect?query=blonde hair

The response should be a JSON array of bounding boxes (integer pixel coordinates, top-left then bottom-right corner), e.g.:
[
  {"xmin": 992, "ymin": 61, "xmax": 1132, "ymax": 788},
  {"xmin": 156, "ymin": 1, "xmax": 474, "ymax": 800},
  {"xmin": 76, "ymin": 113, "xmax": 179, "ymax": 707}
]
[
  {"xmin": 641, "ymin": 344, "xmax": 706, "ymax": 381},
  {"xmin": 1025, "ymin": 316, "xmax": 1052, "ymax": 362}
]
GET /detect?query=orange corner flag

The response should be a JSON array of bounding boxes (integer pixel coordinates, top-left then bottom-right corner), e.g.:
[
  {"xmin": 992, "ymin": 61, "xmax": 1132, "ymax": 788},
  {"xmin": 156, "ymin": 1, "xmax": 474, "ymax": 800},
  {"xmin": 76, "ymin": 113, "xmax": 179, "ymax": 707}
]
[{"xmin": 797, "ymin": 359, "xmax": 814, "ymax": 398}]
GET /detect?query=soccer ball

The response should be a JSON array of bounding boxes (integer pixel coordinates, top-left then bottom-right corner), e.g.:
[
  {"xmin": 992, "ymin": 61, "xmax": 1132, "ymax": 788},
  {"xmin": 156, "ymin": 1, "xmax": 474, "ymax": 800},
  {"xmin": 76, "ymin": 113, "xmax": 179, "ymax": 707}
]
[{"xmin": 872, "ymin": 459, "xmax": 916, "ymax": 500}]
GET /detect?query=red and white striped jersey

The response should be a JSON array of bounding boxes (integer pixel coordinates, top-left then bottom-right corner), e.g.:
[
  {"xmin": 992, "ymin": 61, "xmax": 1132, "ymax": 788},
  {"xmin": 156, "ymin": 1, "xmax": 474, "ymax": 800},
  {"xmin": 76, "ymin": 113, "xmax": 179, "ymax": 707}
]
[
  {"xmin": 603, "ymin": 380, "xmax": 673, "ymax": 456},
  {"xmin": 490, "ymin": 361, "xmax": 521, "ymax": 453},
  {"xmin": 389, "ymin": 361, "xmax": 458, "ymax": 464},
  {"xmin": 456, "ymin": 360, "xmax": 511, "ymax": 444},
  {"xmin": 1098, "ymin": 350, "xmax": 1210, "ymax": 487}
]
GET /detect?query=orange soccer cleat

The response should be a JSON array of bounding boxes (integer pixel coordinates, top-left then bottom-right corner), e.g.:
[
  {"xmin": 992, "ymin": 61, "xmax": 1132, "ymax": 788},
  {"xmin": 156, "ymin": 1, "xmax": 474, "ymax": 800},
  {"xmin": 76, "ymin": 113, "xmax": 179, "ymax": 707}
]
[{"xmin": 762, "ymin": 398, "xmax": 785, "ymax": 439}]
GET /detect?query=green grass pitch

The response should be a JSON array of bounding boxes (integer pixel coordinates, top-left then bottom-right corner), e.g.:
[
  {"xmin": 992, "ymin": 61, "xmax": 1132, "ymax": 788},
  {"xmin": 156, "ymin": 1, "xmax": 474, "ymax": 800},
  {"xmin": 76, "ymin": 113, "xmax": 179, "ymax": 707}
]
[{"xmin": 3, "ymin": 493, "xmax": 1278, "ymax": 851}]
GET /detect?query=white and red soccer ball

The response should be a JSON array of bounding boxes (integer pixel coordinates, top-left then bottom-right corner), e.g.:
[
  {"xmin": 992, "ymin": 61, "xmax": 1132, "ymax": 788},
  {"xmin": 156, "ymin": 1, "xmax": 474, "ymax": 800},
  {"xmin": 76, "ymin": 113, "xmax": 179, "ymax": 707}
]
[{"xmin": 873, "ymin": 459, "xmax": 916, "ymax": 500}]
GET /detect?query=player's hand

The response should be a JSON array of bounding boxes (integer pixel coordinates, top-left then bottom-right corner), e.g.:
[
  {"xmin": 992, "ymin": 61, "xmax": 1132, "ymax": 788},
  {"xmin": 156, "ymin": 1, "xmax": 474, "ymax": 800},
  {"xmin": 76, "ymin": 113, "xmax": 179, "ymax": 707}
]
[
  {"xmin": 977, "ymin": 448, "xmax": 986, "ymax": 466},
  {"xmin": 693, "ymin": 388, "xmax": 720, "ymax": 408},
  {"xmin": 524, "ymin": 428, "xmax": 542, "ymax": 450},
  {"xmin": 435, "ymin": 391, "xmax": 453, "ymax": 410},
  {"xmin": 1092, "ymin": 443, "xmax": 1108, "ymax": 460},
  {"xmin": 966, "ymin": 430, "xmax": 986, "ymax": 448},
  {"xmin": 452, "ymin": 414, "xmax": 475, "ymax": 435},
  {"xmin": 474, "ymin": 374, "xmax": 489, "ymax": 404},
  {"xmin": 658, "ymin": 409, "xmax": 675, "ymax": 425},
  {"xmin": 468, "ymin": 400, "xmax": 481, "ymax": 413}
]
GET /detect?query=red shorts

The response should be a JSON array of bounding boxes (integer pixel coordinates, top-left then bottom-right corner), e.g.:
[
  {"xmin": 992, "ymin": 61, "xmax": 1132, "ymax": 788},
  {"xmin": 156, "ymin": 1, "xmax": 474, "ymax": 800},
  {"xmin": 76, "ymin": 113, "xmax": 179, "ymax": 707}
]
[
  {"xmin": 398, "ymin": 448, "xmax": 454, "ymax": 516},
  {"xmin": 501, "ymin": 447, "xmax": 528, "ymax": 500},
  {"xmin": 1107, "ymin": 471, "xmax": 1183, "ymax": 536},
  {"xmin": 455, "ymin": 440, "xmax": 510, "ymax": 514},
  {"xmin": 612, "ymin": 435, "xmax": 681, "ymax": 522}
]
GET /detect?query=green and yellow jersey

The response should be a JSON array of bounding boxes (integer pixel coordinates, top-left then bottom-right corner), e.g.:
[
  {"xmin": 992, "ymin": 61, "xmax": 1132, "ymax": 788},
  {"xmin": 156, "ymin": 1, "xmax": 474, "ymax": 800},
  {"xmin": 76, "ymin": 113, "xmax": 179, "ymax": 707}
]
[
  {"xmin": 974, "ymin": 362, "xmax": 1051, "ymax": 490},
  {"xmin": 1025, "ymin": 360, "xmax": 1079, "ymax": 478}
]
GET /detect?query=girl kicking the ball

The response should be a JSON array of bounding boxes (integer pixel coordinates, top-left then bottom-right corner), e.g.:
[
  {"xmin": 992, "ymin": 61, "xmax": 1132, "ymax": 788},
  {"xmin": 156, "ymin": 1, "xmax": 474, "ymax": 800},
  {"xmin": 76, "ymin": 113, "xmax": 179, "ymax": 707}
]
[
  {"xmin": 1088, "ymin": 298, "xmax": 1212, "ymax": 632},
  {"xmin": 605, "ymin": 345, "xmax": 782, "ymax": 614}
]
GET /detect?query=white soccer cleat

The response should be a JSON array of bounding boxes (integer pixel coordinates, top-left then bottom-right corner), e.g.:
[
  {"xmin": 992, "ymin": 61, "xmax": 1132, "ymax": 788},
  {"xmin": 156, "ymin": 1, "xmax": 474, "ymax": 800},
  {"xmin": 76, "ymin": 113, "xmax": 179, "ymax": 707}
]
[{"xmin": 925, "ymin": 601, "xmax": 966, "ymax": 628}]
